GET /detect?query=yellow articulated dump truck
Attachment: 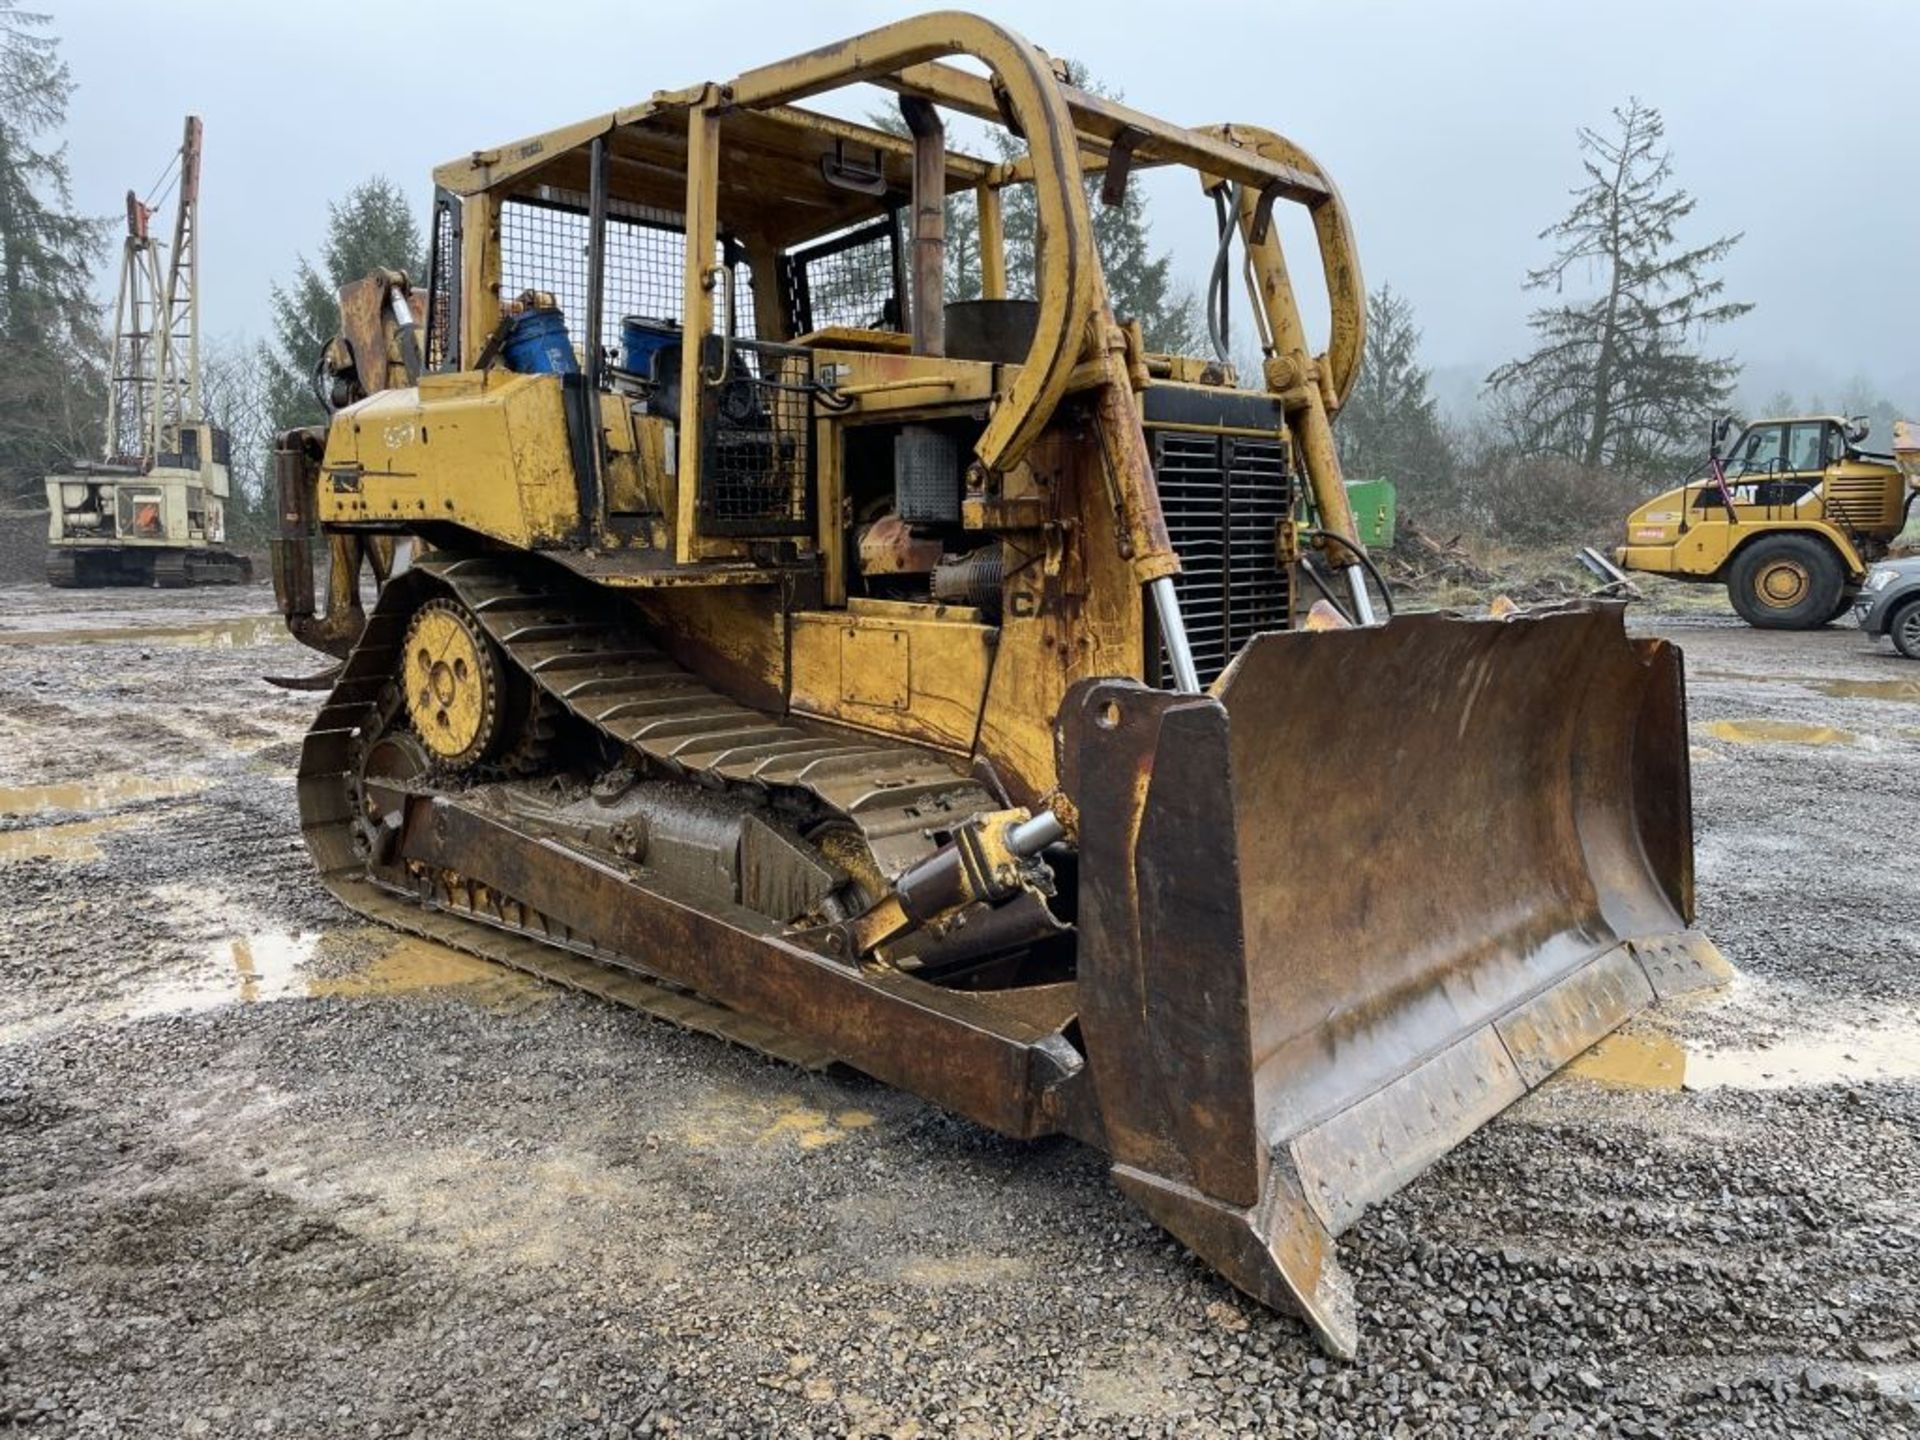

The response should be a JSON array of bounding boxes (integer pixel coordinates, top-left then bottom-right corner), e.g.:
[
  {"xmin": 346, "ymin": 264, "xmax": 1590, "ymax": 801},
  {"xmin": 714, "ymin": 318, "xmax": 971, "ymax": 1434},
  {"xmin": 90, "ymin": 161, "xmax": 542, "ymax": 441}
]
[
  {"xmin": 270, "ymin": 14, "xmax": 1727, "ymax": 1356},
  {"xmin": 1615, "ymin": 414, "xmax": 1918, "ymax": 628}
]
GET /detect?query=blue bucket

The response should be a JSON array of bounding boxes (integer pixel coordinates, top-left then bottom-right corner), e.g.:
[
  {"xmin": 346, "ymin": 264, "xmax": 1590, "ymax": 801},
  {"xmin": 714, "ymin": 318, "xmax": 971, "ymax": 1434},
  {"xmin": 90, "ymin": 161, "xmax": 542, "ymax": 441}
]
[
  {"xmin": 501, "ymin": 306, "xmax": 578, "ymax": 375},
  {"xmin": 621, "ymin": 316, "xmax": 682, "ymax": 377}
]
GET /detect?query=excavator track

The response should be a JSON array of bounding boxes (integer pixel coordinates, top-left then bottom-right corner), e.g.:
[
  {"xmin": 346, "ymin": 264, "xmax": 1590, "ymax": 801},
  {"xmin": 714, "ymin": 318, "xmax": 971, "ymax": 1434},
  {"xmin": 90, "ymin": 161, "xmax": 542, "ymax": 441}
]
[
  {"xmin": 297, "ymin": 550, "xmax": 1000, "ymax": 1067},
  {"xmin": 154, "ymin": 548, "xmax": 254, "ymax": 588}
]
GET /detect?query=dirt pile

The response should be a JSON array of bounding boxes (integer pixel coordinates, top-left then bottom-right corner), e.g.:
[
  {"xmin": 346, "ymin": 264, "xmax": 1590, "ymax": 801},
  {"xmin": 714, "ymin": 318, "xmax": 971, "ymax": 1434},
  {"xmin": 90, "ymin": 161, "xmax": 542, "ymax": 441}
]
[{"xmin": 1384, "ymin": 519, "xmax": 1599, "ymax": 609}]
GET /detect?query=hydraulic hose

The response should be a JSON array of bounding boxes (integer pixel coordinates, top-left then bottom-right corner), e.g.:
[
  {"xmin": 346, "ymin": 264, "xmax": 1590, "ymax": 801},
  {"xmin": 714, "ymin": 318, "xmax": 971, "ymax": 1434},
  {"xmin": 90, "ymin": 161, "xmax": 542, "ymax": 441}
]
[
  {"xmin": 1206, "ymin": 184, "xmax": 1241, "ymax": 366},
  {"xmin": 1299, "ymin": 527, "xmax": 1395, "ymax": 624}
]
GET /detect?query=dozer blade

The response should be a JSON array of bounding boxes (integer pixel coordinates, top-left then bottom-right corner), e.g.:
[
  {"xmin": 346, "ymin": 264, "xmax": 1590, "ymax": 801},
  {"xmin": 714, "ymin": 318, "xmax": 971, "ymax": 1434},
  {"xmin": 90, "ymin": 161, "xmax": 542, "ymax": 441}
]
[{"xmin": 1059, "ymin": 603, "xmax": 1729, "ymax": 1358}]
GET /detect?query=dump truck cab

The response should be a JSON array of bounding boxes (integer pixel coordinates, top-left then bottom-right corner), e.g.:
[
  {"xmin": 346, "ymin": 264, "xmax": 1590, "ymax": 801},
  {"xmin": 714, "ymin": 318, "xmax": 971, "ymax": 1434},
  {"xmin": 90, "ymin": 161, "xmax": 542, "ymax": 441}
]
[
  {"xmin": 273, "ymin": 13, "xmax": 1725, "ymax": 1359},
  {"xmin": 1615, "ymin": 415, "xmax": 1915, "ymax": 628}
]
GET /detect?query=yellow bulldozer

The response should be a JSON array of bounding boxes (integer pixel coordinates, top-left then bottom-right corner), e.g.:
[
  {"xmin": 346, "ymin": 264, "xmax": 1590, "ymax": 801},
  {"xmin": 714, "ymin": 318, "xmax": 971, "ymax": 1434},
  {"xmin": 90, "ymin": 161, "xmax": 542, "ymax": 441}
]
[
  {"xmin": 1612, "ymin": 413, "xmax": 1919, "ymax": 628},
  {"xmin": 269, "ymin": 14, "xmax": 1727, "ymax": 1357}
]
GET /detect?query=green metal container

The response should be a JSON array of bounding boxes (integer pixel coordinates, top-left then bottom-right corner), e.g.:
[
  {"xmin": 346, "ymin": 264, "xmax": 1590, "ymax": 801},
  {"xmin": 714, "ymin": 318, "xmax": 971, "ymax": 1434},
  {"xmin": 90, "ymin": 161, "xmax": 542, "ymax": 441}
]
[{"xmin": 1343, "ymin": 478, "xmax": 1397, "ymax": 550}]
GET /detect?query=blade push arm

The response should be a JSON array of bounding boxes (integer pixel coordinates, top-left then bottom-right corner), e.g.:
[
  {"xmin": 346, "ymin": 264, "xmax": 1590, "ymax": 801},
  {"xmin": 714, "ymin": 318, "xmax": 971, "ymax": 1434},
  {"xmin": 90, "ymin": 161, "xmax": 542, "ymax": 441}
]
[{"xmin": 1200, "ymin": 125, "xmax": 1376, "ymax": 621}]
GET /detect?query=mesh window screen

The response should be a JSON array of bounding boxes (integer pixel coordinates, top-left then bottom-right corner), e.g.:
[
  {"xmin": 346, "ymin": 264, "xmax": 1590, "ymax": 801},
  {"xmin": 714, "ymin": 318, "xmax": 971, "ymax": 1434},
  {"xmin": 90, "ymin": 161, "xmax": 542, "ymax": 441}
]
[
  {"xmin": 786, "ymin": 214, "xmax": 905, "ymax": 334},
  {"xmin": 697, "ymin": 338, "xmax": 814, "ymax": 537},
  {"xmin": 425, "ymin": 196, "xmax": 459, "ymax": 371},
  {"xmin": 497, "ymin": 188, "xmax": 755, "ymax": 367}
]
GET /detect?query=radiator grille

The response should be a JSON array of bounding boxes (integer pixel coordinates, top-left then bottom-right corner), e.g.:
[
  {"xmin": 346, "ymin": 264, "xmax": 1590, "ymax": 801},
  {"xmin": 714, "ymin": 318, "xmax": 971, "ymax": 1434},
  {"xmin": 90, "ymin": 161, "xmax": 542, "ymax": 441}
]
[
  {"xmin": 1152, "ymin": 430, "xmax": 1293, "ymax": 687},
  {"xmin": 1823, "ymin": 475, "xmax": 1899, "ymax": 532}
]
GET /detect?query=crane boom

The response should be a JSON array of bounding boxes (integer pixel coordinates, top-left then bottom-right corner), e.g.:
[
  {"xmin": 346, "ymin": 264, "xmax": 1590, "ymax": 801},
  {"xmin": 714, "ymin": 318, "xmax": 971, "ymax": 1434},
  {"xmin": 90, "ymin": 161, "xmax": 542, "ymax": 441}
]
[{"xmin": 162, "ymin": 115, "xmax": 202, "ymax": 430}]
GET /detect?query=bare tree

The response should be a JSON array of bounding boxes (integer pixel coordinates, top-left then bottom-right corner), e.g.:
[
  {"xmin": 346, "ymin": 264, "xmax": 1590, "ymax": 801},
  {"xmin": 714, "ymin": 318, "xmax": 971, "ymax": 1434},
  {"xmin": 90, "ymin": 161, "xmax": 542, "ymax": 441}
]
[
  {"xmin": 198, "ymin": 334, "xmax": 277, "ymax": 540},
  {"xmin": 1487, "ymin": 99, "xmax": 1750, "ymax": 474}
]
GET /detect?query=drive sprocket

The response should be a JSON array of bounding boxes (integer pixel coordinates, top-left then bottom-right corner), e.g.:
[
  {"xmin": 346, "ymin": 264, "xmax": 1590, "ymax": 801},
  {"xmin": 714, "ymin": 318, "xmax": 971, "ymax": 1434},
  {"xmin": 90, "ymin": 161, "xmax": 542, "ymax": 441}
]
[{"xmin": 401, "ymin": 597, "xmax": 508, "ymax": 768}]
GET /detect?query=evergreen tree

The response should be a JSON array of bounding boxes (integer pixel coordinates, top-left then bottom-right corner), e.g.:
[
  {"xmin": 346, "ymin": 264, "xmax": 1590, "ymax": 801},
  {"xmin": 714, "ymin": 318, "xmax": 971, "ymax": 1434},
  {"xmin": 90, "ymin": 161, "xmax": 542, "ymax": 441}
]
[
  {"xmin": 1336, "ymin": 285, "xmax": 1456, "ymax": 509},
  {"xmin": 267, "ymin": 177, "xmax": 423, "ymax": 431},
  {"xmin": 1487, "ymin": 99, "xmax": 1750, "ymax": 474},
  {"xmin": 0, "ymin": 1, "xmax": 105, "ymax": 500}
]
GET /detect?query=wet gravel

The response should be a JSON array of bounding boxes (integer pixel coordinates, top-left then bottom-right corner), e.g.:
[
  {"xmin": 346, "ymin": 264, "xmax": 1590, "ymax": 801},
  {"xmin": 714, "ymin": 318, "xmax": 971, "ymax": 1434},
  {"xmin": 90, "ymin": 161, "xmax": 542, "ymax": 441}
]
[{"xmin": 1, "ymin": 581, "xmax": 1916, "ymax": 1438}]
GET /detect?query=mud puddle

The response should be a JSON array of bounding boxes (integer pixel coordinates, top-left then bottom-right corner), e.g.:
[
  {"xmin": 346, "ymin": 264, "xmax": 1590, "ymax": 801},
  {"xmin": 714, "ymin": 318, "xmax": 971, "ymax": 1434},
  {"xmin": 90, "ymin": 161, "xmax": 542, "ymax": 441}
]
[
  {"xmin": 1811, "ymin": 677, "xmax": 1920, "ymax": 703},
  {"xmin": 124, "ymin": 931, "xmax": 548, "ymax": 1020},
  {"xmin": 0, "ymin": 774, "xmax": 208, "ymax": 861},
  {"xmin": 0, "ymin": 814, "xmax": 140, "ymax": 862},
  {"xmin": 0, "ymin": 773, "xmax": 208, "ymax": 818},
  {"xmin": 1570, "ymin": 1011, "xmax": 1920, "ymax": 1092},
  {"xmin": 0, "ymin": 614, "xmax": 285, "ymax": 648},
  {"xmin": 679, "ymin": 1088, "xmax": 878, "ymax": 1151},
  {"xmin": 1699, "ymin": 718, "xmax": 1859, "ymax": 747},
  {"xmin": 1695, "ymin": 669, "xmax": 1920, "ymax": 706}
]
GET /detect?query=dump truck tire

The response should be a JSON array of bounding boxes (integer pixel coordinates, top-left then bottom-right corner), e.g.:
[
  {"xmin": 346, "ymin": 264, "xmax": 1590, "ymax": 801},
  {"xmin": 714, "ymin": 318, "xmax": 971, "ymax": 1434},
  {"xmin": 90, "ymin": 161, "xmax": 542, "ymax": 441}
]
[
  {"xmin": 1890, "ymin": 598, "xmax": 1920, "ymax": 660},
  {"xmin": 1727, "ymin": 534, "xmax": 1844, "ymax": 630}
]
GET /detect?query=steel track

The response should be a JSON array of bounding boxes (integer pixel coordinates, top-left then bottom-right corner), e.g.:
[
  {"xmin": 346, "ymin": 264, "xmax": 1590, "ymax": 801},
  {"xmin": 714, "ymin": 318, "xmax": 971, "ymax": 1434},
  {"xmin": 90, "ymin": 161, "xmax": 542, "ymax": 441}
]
[{"xmin": 295, "ymin": 550, "xmax": 997, "ymax": 1067}]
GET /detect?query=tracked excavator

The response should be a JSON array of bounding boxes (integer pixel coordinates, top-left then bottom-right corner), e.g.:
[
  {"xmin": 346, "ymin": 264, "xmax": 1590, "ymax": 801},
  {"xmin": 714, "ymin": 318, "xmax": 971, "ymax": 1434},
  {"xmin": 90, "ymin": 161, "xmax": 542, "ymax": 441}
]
[{"xmin": 269, "ymin": 15, "xmax": 1728, "ymax": 1357}]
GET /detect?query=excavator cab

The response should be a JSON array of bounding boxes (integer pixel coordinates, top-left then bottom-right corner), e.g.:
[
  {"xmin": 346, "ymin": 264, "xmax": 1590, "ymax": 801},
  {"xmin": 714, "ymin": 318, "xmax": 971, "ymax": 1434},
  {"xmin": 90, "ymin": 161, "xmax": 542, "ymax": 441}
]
[{"xmin": 272, "ymin": 14, "xmax": 1725, "ymax": 1357}]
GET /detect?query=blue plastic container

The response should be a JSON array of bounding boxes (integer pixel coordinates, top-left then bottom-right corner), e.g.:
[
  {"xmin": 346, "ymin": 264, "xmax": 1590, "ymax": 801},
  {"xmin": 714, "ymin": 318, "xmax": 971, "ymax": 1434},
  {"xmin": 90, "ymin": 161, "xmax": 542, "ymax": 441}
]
[
  {"xmin": 621, "ymin": 316, "xmax": 682, "ymax": 377},
  {"xmin": 501, "ymin": 306, "xmax": 579, "ymax": 375}
]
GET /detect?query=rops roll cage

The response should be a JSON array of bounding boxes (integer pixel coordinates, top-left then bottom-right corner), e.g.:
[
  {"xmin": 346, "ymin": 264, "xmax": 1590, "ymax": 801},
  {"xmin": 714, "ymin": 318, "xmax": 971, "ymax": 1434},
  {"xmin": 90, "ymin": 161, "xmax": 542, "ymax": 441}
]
[{"xmin": 429, "ymin": 10, "xmax": 1376, "ymax": 633}]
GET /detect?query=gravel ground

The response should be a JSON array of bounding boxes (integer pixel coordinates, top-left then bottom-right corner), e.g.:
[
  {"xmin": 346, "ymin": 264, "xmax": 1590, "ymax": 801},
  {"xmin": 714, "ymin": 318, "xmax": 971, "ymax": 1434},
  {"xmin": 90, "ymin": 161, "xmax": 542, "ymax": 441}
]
[{"xmin": 1, "ymin": 579, "xmax": 1916, "ymax": 1439}]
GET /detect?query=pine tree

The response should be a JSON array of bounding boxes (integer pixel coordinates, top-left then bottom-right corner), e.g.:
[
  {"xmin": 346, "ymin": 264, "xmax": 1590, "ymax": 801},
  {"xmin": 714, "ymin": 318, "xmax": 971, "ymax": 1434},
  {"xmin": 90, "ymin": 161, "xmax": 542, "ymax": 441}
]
[
  {"xmin": 1335, "ymin": 285, "xmax": 1456, "ymax": 510},
  {"xmin": 1487, "ymin": 99, "xmax": 1750, "ymax": 474},
  {"xmin": 267, "ymin": 176, "xmax": 423, "ymax": 431},
  {"xmin": 0, "ymin": 1, "xmax": 105, "ymax": 500}
]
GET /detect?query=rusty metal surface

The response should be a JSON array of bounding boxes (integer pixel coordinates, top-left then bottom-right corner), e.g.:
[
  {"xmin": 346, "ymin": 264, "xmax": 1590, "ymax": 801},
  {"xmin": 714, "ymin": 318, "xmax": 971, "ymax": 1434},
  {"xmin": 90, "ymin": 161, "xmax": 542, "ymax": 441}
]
[
  {"xmin": 1060, "ymin": 604, "xmax": 1729, "ymax": 1358},
  {"xmin": 293, "ymin": 545, "xmax": 1728, "ymax": 1360},
  {"xmin": 295, "ymin": 554, "xmax": 1102, "ymax": 1148}
]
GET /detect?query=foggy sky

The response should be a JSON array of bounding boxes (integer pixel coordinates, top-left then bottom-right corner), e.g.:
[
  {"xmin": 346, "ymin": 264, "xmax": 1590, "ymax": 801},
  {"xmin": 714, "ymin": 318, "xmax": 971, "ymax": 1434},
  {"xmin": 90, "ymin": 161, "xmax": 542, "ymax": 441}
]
[{"xmin": 51, "ymin": 0, "xmax": 1920, "ymax": 418}]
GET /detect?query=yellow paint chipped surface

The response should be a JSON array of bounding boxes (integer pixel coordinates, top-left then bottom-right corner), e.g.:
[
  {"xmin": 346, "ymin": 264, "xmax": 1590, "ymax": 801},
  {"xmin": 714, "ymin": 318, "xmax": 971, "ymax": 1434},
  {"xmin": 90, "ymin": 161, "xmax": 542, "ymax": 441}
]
[{"xmin": 1701, "ymin": 719, "xmax": 1856, "ymax": 747}]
